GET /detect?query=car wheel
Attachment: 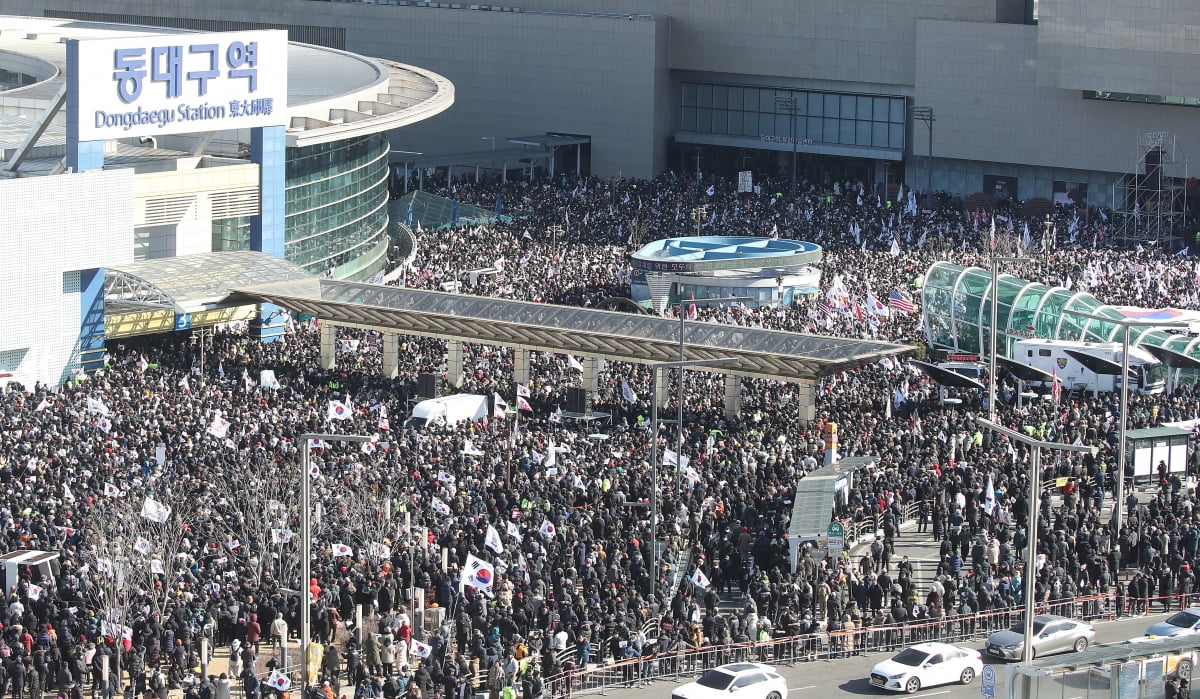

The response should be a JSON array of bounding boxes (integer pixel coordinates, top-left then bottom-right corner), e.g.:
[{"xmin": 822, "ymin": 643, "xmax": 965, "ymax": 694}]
[
  {"xmin": 767, "ymin": 693, "xmax": 781, "ymax": 699},
  {"xmin": 905, "ymin": 677, "xmax": 921, "ymax": 694},
  {"xmin": 960, "ymin": 667, "xmax": 976, "ymax": 684},
  {"xmin": 1178, "ymin": 660, "xmax": 1193, "ymax": 679},
  {"xmin": 1073, "ymin": 638, "xmax": 1089, "ymax": 653}
]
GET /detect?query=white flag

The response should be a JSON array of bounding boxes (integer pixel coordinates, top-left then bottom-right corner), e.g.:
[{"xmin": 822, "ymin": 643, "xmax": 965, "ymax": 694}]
[
  {"xmin": 103, "ymin": 482, "xmax": 121, "ymax": 498},
  {"xmin": 485, "ymin": 524, "xmax": 504, "ymax": 554},
  {"xmin": 493, "ymin": 393, "xmax": 508, "ymax": 419},
  {"xmin": 140, "ymin": 497, "xmax": 170, "ymax": 523},
  {"xmin": 272, "ymin": 529, "xmax": 294, "ymax": 544},
  {"xmin": 984, "ymin": 473, "xmax": 997, "ymax": 516},
  {"xmin": 26, "ymin": 583, "xmax": 42, "ymax": 601},
  {"xmin": 545, "ymin": 439, "xmax": 556, "ymax": 468},
  {"xmin": 332, "ymin": 543, "xmax": 353, "ymax": 557},
  {"xmin": 34, "ymin": 400, "xmax": 50, "ymax": 412},
  {"xmin": 461, "ymin": 553, "xmax": 496, "ymax": 595},
  {"xmin": 259, "ymin": 370, "xmax": 280, "ymax": 389},
  {"xmin": 567, "ymin": 355, "xmax": 584, "ymax": 372},
  {"xmin": 517, "ymin": 384, "xmax": 531, "ymax": 398},
  {"xmin": 266, "ymin": 671, "xmax": 291, "ymax": 692},
  {"xmin": 539, "ymin": 519, "xmax": 556, "ymax": 538},
  {"xmin": 133, "ymin": 536, "xmax": 151, "ymax": 555},
  {"xmin": 505, "ymin": 520, "xmax": 522, "ymax": 543},
  {"xmin": 150, "ymin": 559, "xmax": 165, "ymax": 575},
  {"xmin": 549, "ymin": 406, "xmax": 562, "ymax": 424},
  {"xmin": 462, "ymin": 440, "xmax": 484, "ymax": 457},
  {"xmin": 432, "ymin": 498, "xmax": 451, "ymax": 516},
  {"xmin": 87, "ymin": 396, "xmax": 109, "ymax": 416},
  {"xmin": 368, "ymin": 542, "xmax": 391, "ymax": 559},
  {"xmin": 689, "ymin": 568, "xmax": 711, "ymax": 589},
  {"xmin": 411, "ymin": 639, "xmax": 432, "ymax": 658},
  {"xmin": 207, "ymin": 414, "xmax": 231, "ymax": 439},
  {"xmin": 620, "ymin": 379, "xmax": 638, "ymax": 404},
  {"xmin": 327, "ymin": 400, "xmax": 353, "ymax": 421}
]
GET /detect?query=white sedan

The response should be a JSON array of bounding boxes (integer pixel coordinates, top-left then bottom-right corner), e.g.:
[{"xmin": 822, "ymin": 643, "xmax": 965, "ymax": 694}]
[
  {"xmin": 672, "ymin": 663, "xmax": 788, "ymax": 699},
  {"xmin": 869, "ymin": 642, "xmax": 984, "ymax": 694}
]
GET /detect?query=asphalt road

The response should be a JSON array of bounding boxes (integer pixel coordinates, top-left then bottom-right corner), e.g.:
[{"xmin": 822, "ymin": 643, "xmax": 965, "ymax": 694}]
[{"xmin": 615, "ymin": 612, "xmax": 1182, "ymax": 699}]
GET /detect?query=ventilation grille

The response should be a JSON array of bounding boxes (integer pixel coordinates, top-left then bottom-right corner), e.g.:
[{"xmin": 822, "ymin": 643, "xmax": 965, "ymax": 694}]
[
  {"xmin": 210, "ymin": 188, "xmax": 260, "ymax": 219},
  {"xmin": 142, "ymin": 194, "xmax": 197, "ymax": 226}
]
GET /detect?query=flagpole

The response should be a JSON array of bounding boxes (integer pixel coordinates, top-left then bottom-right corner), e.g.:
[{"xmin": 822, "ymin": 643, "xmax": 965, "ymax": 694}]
[{"xmin": 509, "ymin": 388, "xmax": 517, "ymax": 489}]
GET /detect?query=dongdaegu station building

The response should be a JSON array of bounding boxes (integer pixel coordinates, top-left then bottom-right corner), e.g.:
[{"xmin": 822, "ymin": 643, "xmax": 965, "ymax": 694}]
[
  {"xmin": 0, "ymin": 16, "xmax": 453, "ymax": 387},
  {"xmin": 6, "ymin": 0, "xmax": 1200, "ymax": 204}
]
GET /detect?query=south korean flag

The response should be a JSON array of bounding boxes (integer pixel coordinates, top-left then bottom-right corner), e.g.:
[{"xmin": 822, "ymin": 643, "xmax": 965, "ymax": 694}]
[{"xmin": 460, "ymin": 553, "xmax": 495, "ymax": 597}]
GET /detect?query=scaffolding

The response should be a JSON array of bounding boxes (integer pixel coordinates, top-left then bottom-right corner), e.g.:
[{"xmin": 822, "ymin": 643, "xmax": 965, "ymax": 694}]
[{"xmin": 1112, "ymin": 132, "xmax": 1188, "ymax": 248}]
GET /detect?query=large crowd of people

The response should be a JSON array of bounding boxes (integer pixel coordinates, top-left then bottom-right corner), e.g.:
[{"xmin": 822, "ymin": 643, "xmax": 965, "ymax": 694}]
[{"xmin": 2, "ymin": 169, "xmax": 1200, "ymax": 699}]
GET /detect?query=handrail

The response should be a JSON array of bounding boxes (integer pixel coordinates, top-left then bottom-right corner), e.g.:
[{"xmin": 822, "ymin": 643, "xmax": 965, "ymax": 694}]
[{"xmin": 537, "ymin": 591, "xmax": 1136, "ymax": 698}]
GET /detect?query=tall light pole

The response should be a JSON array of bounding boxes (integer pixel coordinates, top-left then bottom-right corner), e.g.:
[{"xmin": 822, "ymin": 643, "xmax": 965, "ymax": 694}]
[
  {"xmin": 647, "ymin": 357, "xmax": 736, "ymax": 601},
  {"xmin": 481, "ymin": 136, "xmax": 495, "ymax": 151},
  {"xmin": 985, "ymin": 256, "xmax": 1029, "ymax": 420},
  {"xmin": 669, "ymin": 296, "xmax": 753, "ymax": 494},
  {"xmin": 774, "ymin": 96, "xmax": 812, "ymax": 201},
  {"xmin": 976, "ymin": 418, "xmax": 1096, "ymax": 663},
  {"xmin": 911, "ymin": 107, "xmax": 935, "ymax": 204},
  {"xmin": 691, "ymin": 205, "xmax": 707, "ymax": 237},
  {"xmin": 1069, "ymin": 313, "xmax": 1189, "ymax": 533},
  {"xmin": 298, "ymin": 432, "xmax": 375, "ymax": 691}
]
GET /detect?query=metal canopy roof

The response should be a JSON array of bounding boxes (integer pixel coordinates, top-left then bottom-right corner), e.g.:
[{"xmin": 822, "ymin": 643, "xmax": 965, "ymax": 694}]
[
  {"xmin": 1020, "ymin": 633, "xmax": 1200, "ymax": 672},
  {"xmin": 106, "ymin": 251, "xmax": 313, "ymax": 315},
  {"xmin": 230, "ymin": 279, "xmax": 912, "ymax": 381},
  {"xmin": 507, "ymin": 133, "xmax": 591, "ymax": 148},
  {"xmin": 996, "ymin": 355, "xmax": 1058, "ymax": 383}
]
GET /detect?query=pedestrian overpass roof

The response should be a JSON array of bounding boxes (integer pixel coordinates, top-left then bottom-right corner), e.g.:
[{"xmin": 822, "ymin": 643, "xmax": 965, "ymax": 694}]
[{"xmin": 230, "ymin": 279, "xmax": 912, "ymax": 381}]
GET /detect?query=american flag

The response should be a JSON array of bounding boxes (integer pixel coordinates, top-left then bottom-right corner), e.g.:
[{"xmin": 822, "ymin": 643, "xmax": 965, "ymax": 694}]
[{"xmin": 888, "ymin": 289, "xmax": 916, "ymax": 314}]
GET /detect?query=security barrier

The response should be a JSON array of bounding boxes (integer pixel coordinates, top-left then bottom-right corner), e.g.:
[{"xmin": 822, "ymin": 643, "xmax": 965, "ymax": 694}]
[{"xmin": 538, "ymin": 591, "xmax": 1144, "ymax": 698}]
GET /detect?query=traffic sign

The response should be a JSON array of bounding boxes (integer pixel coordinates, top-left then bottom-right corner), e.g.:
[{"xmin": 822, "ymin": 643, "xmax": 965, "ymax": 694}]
[
  {"xmin": 981, "ymin": 664, "xmax": 997, "ymax": 698},
  {"xmin": 827, "ymin": 522, "xmax": 845, "ymax": 552}
]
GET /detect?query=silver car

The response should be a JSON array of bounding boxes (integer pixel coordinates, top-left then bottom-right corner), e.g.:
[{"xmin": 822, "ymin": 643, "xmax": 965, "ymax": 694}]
[
  {"xmin": 984, "ymin": 615, "xmax": 1096, "ymax": 660},
  {"xmin": 1145, "ymin": 608, "xmax": 1200, "ymax": 638}
]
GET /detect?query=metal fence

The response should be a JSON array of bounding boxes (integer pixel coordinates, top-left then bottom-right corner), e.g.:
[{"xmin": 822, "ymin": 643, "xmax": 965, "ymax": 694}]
[{"xmin": 537, "ymin": 591, "xmax": 1149, "ymax": 698}]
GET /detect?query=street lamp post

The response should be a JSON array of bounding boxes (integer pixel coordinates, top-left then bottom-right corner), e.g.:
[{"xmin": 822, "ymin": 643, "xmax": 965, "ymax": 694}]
[
  {"xmin": 691, "ymin": 205, "xmax": 707, "ymax": 237},
  {"xmin": 1068, "ymin": 313, "xmax": 1189, "ymax": 534},
  {"xmin": 911, "ymin": 107, "xmax": 935, "ymax": 204},
  {"xmin": 647, "ymin": 357, "xmax": 736, "ymax": 601},
  {"xmin": 481, "ymin": 136, "xmax": 496, "ymax": 151},
  {"xmin": 669, "ymin": 296, "xmax": 753, "ymax": 494},
  {"xmin": 775, "ymin": 96, "xmax": 800, "ymax": 200},
  {"xmin": 976, "ymin": 418, "xmax": 1096, "ymax": 663},
  {"xmin": 189, "ymin": 326, "xmax": 216, "ymax": 387},
  {"xmin": 298, "ymin": 432, "xmax": 375, "ymax": 691},
  {"xmin": 985, "ymin": 256, "xmax": 1029, "ymax": 420}
]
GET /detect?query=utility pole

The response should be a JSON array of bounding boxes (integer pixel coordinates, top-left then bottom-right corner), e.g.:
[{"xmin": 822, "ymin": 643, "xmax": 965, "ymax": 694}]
[
  {"xmin": 985, "ymin": 256, "xmax": 1029, "ymax": 420},
  {"xmin": 1069, "ymin": 312, "xmax": 1189, "ymax": 533},
  {"xmin": 911, "ymin": 107, "xmax": 935, "ymax": 205},
  {"xmin": 299, "ymin": 433, "xmax": 375, "ymax": 692},
  {"xmin": 774, "ymin": 96, "xmax": 810, "ymax": 201},
  {"xmin": 976, "ymin": 418, "xmax": 1096, "ymax": 664},
  {"xmin": 190, "ymin": 326, "xmax": 216, "ymax": 387}
]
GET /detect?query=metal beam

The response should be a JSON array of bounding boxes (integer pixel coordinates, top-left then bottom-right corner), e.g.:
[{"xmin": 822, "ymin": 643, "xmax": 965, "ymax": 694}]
[{"xmin": 2, "ymin": 85, "xmax": 66, "ymax": 174}]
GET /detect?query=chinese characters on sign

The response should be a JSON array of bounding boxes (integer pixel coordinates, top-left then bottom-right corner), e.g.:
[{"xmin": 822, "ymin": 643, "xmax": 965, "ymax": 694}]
[{"xmin": 70, "ymin": 30, "xmax": 288, "ymax": 141}]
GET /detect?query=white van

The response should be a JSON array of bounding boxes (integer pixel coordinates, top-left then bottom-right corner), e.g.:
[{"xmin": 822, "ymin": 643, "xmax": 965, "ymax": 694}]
[{"xmin": 404, "ymin": 394, "xmax": 490, "ymax": 429}]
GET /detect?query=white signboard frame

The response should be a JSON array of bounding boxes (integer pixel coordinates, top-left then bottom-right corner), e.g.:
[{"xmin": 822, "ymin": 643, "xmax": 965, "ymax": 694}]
[{"xmin": 70, "ymin": 29, "xmax": 288, "ymax": 141}]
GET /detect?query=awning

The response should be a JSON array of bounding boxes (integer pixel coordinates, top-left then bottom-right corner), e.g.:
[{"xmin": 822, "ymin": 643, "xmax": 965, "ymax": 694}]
[
  {"xmin": 996, "ymin": 356, "xmax": 1058, "ymax": 383},
  {"xmin": 1063, "ymin": 350, "xmax": 1124, "ymax": 375},
  {"xmin": 910, "ymin": 360, "xmax": 986, "ymax": 390},
  {"xmin": 1141, "ymin": 343, "xmax": 1200, "ymax": 370}
]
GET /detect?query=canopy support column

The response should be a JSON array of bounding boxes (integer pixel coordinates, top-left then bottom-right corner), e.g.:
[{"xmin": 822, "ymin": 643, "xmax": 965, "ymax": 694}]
[
  {"xmin": 582, "ymin": 357, "xmax": 600, "ymax": 405},
  {"xmin": 723, "ymin": 376, "xmax": 743, "ymax": 421},
  {"xmin": 447, "ymin": 341, "xmax": 465, "ymax": 389},
  {"xmin": 655, "ymin": 366, "xmax": 669, "ymax": 408},
  {"xmin": 513, "ymin": 349, "xmax": 531, "ymax": 387},
  {"xmin": 381, "ymin": 332, "xmax": 399, "ymax": 379},
  {"xmin": 319, "ymin": 323, "xmax": 337, "ymax": 370},
  {"xmin": 797, "ymin": 378, "xmax": 816, "ymax": 424}
]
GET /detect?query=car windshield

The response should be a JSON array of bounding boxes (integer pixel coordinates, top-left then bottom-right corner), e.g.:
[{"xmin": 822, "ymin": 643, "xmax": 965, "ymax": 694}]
[
  {"xmin": 1166, "ymin": 612, "xmax": 1200, "ymax": 628},
  {"xmin": 892, "ymin": 649, "xmax": 930, "ymax": 666},
  {"xmin": 695, "ymin": 671, "xmax": 735, "ymax": 690},
  {"xmin": 1009, "ymin": 620, "xmax": 1047, "ymax": 634}
]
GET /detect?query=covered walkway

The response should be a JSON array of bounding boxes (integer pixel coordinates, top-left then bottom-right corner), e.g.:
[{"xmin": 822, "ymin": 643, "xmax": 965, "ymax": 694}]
[
  {"xmin": 103, "ymin": 251, "xmax": 311, "ymax": 339},
  {"xmin": 231, "ymin": 277, "xmax": 911, "ymax": 420}
]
